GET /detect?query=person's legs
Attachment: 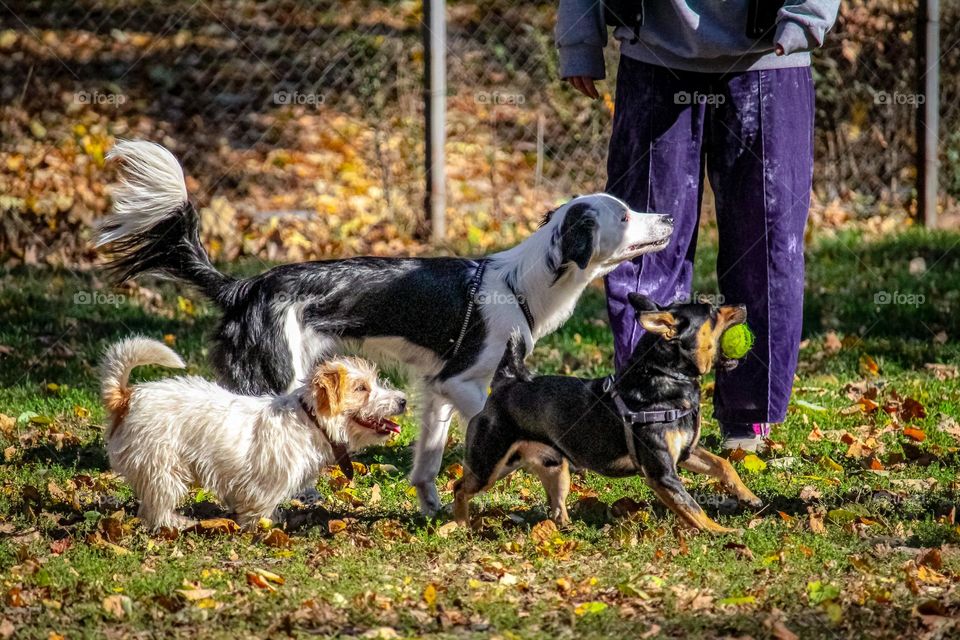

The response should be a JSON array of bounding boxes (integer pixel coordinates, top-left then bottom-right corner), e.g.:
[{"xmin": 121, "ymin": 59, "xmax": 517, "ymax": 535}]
[
  {"xmin": 706, "ymin": 67, "xmax": 815, "ymax": 445},
  {"xmin": 604, "ymin": 56, "xmax": 708, "ymax": 371}
]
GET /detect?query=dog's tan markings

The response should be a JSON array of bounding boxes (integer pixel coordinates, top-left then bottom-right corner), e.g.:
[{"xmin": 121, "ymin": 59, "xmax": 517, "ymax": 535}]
[
  {"xmin": 637, "ymin": 311, "xmax": 678, "ymax": 339},
  {"xmin": 527, "ymin": 455, "xmax": 571, "ymax": 526},
  {"xmin": 694, "ymin": 320, "xmax": 719, "ymax": 374},
  {"xmin": 313, "ymin": 363, "xmax": 347, "ymax": 416},
  {"xmin": 679, "ymin": 446, "xmax": 762, "ymax": 507},
  {"xmin": 645, "ymin": 480, "xmax": 739, "ymax": 534},
  {"xmin": 694, "ymin": 305, "xmax": 749, "ymax": 374},
  {"xmin": 455, "ymin": 441, "xmax": 570, "ymax": 527},
  {"xmin": 104, "ymin": 388, "xmax": 131, "ymax": 438},
  {"xmin": 664, "ymin": 429, "xmax": 689, "ymax": 464}
]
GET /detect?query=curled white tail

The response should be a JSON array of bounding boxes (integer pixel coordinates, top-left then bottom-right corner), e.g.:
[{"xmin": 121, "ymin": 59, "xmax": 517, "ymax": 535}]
[
  {"xmin": 96, "ymin": 140, "xmax": 188, "ymax": 247},
  {"xmin": 101, "ymin": 336, "xmax": 185, "ymax": 438}
]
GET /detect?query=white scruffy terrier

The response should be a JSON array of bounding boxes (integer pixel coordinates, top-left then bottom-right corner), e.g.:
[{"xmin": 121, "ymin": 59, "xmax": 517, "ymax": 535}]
[{"xmin": 101, "ymin": 336, "xmax": 406, "ymax": 530}]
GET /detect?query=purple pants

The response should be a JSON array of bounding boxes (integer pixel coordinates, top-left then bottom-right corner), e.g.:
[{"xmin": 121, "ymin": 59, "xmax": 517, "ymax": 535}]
[{"xmin": 604, "ymin": 56, "xmax": 814, "ymax": 424}]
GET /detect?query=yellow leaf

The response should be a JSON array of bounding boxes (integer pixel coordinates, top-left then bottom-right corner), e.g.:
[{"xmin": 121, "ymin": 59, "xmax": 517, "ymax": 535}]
[
  {"xmin": 177, "ymin": 588, "xmax": 215, "ymax": 601},
  {"xmin": 858, "ymin": 354, "xmax": 879, "ymax": 377},
  {"xmin": 423, "ymin": 583, "xmax": 438, "ymax": 608},
  {"xmin": 574, "ymin": 601, "xmax": 608, "ymax": 616},
  {"xmin": 177, "ymin": 296, "xmax": 195, "ymax": 316},
  {"xmin": 741, "ymin": 454, "xmax": 767, "ymax": 473}
]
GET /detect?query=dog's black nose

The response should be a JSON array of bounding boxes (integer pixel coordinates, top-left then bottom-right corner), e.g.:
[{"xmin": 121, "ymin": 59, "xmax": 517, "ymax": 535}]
[
  {"xmin": 397, "ymin": 398, "xmax": 407, "ymax": 413},
  {"xmin": 664, "ymin": 215, "xmax": 674, "ymax": 227}
]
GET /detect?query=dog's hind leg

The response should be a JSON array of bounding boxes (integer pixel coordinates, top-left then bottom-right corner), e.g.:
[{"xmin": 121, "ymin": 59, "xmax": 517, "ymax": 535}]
[
  {"xmin": 410, "ymin": 389, "xmax": 455, "ymax": 516},
  {"xmin": 528, "ymin": 454, "xmax": 571, "ymax": 527},
  {"xmin": 679, "ymin": 446, "xmax": 763, "ymax": 508},
  {"xmin": 454, "ymin": 414, "xmax": 523, "ymax": 526},
  {"xmin": 132, "ymin": 463, "xmax": 191, "ymax": 530}
]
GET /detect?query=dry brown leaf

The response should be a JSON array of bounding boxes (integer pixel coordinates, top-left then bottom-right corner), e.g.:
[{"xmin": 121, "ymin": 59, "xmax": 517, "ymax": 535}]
[
  {"xmin": 924, "ymin": 363, "xmax": 958, "ymax": 380},
  {"xmin": 530, "ymin": 519, "xmax": 559, "ymax": 544},
  {"xmin": 102, "ymin": 594, "xmax": 131, "ymax": 619},
  {"xmin": 186, "ymin": 518, "xmax": 239, "ymax": 536},
  {"xmin": 262, "ymin": 528, "xmax": 290, "ymax": 548}
]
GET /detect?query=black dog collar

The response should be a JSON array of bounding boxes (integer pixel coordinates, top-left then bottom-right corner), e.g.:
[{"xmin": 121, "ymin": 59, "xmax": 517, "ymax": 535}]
[
  {"xmin": 505, "ymin": 279, "xmax": 536, "ymax": 334},
  {"xmin": 451, "ymin": 259, "xmax": 535, "ymax": 357},
  {"xmin": 299, "ymin": 397, "xmax": 354, "ymax": 481},
  {"xmin": 603, "ymin": 375, "xmax": 695, "ymax": 468}
]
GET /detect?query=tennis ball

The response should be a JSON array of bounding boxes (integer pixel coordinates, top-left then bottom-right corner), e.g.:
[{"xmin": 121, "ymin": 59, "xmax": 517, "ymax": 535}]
[{"xmin": 720, "ymin": 324, "xmax": 754, "ymax": 359}]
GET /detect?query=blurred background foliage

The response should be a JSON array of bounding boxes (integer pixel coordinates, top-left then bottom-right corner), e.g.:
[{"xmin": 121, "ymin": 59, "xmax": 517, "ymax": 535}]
[{"xmin": 0, "ymin": 0, "xmax": 957, "ymax": 269}]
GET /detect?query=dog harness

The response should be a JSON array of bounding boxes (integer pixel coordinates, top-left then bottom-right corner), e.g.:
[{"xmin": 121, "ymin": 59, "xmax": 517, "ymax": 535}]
[
  {"xmin": 450, "ymin": 259, "xmax": 536, "ymax": 356},
  {"xmin": 602, "ymin": 375, "xmax": 695, "ymax": 466},
  {"xmin": 298, "ymin": 398, "xmax": 354, "ymax": 481}
]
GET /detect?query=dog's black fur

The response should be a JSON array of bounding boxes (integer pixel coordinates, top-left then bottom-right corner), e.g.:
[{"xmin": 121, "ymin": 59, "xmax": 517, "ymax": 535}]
[
  {"xmin": 104, "ymin": 200, "xmax": 619, "ymax": 394},
  {"xmin": 454, "ymin": 294, "xmax": 763, "ymax": 532}
]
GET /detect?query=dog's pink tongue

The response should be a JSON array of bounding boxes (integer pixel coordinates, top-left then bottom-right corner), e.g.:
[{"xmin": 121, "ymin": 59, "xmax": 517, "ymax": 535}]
[{"xmin": 380, "ymin": 418, "xmax": 401, "ymax": 434}]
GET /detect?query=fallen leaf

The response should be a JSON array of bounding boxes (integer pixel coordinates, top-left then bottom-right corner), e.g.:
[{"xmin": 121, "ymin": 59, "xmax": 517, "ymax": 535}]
[
  {"xmin": 823, "ymin": 332, "xmax": 842, "ymax": 354},
  {"xmin": 574, "ymin": 601, "xmax": 608, "ymax": 616},
  {"xmin": 262, "ymin": 529, "xmax": 290, "ymax": 548},
  {"xmin": 900, "ymin": 397, "xmax": 927, "ymax": 421},
  {"xmin": 246, "ymin": 572, "xmax": 275, "ymax": 591},
  {"xmin": 858, "ymin": 354, "xmax": 880, "ymax": 377},
  {"xmin": 809, "ymin": 511, "xmax": 827, "ymax": 534},
  {"xmin": 186, "ymin": 518, "xmax": 239, "ymax": 536},
  {"xmin": 176, "ymin": 588, "xmax": 216, "ymax": 601},
  {"xmin": 436, "ymin": 521, "xmax": 459, "ymax": 539},
  {"xmin": 741, "ymin": 454, "xmax": 767, "ymax": 473},
  {"xmin": 924, "ymin": 363, "xmax": 958, "ymax": 380},
  {"xmin": 903, "ymin": 427, "xmax": 926, "ymax": 442},
  {"xmin": 530, "ymin": 519, "xmax": 559, "ymax": 544},
  {"xmin": 328, "ymin": 519, "xmax": 347, "ymax": 534},
  {"xmin": 102, "ymin": 594, "xmax": 132, "ymax": 619},
  {"xmin": 422, "ymin": 583, "xmax": 438, "ymax": 609}
]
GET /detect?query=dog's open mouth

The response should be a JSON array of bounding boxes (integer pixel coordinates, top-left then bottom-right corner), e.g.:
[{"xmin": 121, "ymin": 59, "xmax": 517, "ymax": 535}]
[
  {"xmin": 351, "ymin": 415, "xmax": 402, "ymax": 435},
  {"xmin": 616, "ymin": 238, "xmax": 671, "ymax": 259}
]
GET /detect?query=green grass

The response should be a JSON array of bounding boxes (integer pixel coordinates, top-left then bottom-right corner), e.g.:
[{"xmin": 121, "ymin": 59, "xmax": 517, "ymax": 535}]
[{"xmin": 1, "ymin": 228, "xmax": 959, "ymax": 638}]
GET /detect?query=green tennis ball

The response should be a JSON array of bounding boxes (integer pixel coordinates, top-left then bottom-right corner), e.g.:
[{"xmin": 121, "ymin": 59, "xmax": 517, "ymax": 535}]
[{"xmin": 720, "ymin": 324, "xmax": 755, "ymax": 359}]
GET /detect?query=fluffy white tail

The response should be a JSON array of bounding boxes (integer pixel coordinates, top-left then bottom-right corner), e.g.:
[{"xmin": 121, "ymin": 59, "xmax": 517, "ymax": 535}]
[
  {"xmin": 96, "ymin": 140, "xmax": 188, "ymax": 247},
  {"xmin": 101, "ymin": 336, "xmax": 185, "ymax": 438}
]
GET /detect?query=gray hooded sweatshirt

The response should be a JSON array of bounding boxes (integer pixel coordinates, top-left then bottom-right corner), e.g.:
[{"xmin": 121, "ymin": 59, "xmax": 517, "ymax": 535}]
[{"xmin": 557, "ymin": 0, "xmax": 840, "ymax": 77}]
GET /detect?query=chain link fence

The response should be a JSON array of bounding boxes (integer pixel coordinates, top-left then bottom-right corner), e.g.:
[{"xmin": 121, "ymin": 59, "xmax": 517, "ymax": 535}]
[{"xmin": 0, "ymin": 0, "xmax": 958, "ymax": 268}]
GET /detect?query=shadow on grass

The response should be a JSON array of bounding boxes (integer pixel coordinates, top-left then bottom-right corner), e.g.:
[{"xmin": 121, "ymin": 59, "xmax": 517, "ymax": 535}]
[{"xmin": 19, "ymin": 441, "xmax": 110, "ymax": 471}]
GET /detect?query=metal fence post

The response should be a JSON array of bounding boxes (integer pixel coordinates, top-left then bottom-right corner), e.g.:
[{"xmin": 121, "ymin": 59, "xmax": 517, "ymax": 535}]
[
  {"xmin": 423, "ymin": 0, "xmax": 447, "ymax": 245},
  {"xmin": 918, "ymin": 0, "xmax": 940, "ymax": 228}
]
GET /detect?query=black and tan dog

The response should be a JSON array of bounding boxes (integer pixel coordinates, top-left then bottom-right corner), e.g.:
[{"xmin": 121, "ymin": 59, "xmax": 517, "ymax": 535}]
[{"xmin": 453, "ymin": 293, "xmax": 762, "ymax": 533}]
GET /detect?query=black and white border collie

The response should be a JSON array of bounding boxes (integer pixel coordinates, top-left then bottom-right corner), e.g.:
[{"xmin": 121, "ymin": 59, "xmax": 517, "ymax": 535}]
[{"xmin": 95, "ymin": 140, "xmax": 674, "ymax": 515}]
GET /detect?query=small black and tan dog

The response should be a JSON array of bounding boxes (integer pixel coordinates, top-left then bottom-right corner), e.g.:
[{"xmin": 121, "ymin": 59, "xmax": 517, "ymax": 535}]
[{"xmin": 454, "ymin": 293, "xmax": 762, "ymax": 533}]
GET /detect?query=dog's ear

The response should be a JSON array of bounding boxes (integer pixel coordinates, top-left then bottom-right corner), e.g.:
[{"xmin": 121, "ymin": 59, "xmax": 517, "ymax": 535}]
[
  {"xmin": 717, "ymin": 304, "xmax": 747, "ymax": 329},
  {"xmin": 637, "ymin": 311, "xmax": 678, "ymax": 339},
  {"xmin": 313, "ymin": 363, "xmax": 348, "ymax": 416},
  {"xmin": 559, "ymin": 203, "xmax": 597, "ymax": 270},
  {"xmin": 627, "ymin": 292, "xmax": 659, "ymax": 314}
]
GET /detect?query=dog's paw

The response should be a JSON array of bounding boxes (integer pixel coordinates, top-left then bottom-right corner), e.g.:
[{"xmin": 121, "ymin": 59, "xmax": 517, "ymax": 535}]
[{"xmin": 415, "ymin": 483, "xmax": 442, "ymax": 517}]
